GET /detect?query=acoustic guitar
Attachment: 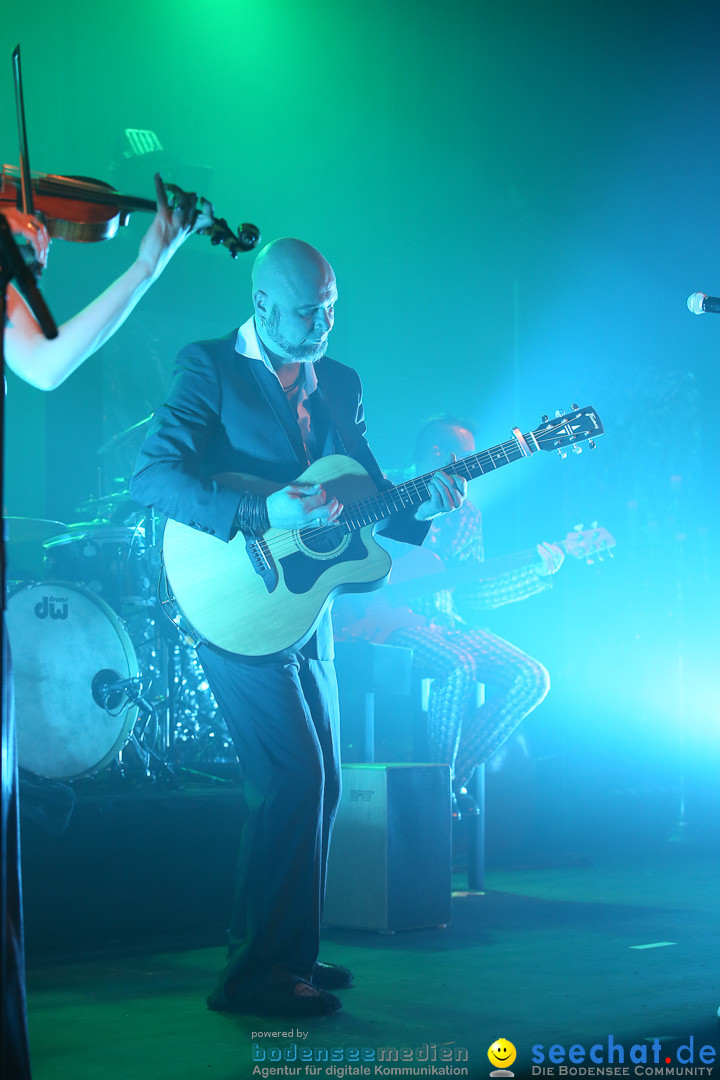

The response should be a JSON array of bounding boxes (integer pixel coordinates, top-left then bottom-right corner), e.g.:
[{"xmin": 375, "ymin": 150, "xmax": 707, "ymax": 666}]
[{"xmin": 161, "ymin": 405, "xmax": 604, "ymax": 657}]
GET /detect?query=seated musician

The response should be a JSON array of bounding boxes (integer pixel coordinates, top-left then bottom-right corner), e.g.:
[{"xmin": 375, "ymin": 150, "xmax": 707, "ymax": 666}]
[{"xmin": 336, "ymin": 414, "xmax": 565, "ymax": 814}]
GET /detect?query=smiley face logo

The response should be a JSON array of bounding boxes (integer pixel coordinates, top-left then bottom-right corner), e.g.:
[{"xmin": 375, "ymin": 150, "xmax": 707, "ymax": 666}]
[{"xmin": 488, "ymin": 1038, "xmax": 517, "ymax": 1073}]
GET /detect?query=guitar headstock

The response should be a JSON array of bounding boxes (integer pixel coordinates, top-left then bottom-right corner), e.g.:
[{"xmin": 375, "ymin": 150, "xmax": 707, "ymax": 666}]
[
  {"xmin": 565, "ymin": 523, "xmax": 616, "ymax": 562},
  {"xmin": 533, "ymin": 405, "xmax": 604, "ymax": 457}
]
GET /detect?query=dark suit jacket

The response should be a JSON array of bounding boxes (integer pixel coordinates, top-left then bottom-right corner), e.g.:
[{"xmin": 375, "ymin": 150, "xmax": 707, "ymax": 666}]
[{"xmin": 130, "ymin": 328, "xmax": 428, "ymax": 659}]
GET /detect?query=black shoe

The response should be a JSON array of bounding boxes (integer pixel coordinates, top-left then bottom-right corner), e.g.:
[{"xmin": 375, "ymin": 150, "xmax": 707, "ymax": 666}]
[
  {"xmin": 208, "ymin": 977, "xmax": 342, "ymax": 1017},
  {"xmin": 312, "ymin": 962, "xmax": 354, "ymax": 990}
]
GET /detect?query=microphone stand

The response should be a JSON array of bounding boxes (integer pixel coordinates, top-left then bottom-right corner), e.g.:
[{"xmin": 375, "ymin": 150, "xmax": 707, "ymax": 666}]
[{"xmin": 1, "ymin": 211, "xmax": 58, "ymax": 1080}]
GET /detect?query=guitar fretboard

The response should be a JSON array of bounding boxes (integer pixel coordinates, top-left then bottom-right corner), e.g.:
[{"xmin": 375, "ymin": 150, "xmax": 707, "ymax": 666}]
[{"xmin": 337, "ymin": 433, "xmax": 535, "ymax": 533}]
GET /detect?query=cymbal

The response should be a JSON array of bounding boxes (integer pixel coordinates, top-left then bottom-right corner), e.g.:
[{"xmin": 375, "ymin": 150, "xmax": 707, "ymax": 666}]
[
  {"xmin": 97, "ymin": 415, "xmax": 152, "ymax": 456},
  {"xmin": 74, "ymin": 489, "xmax": 146, "ymax": 526},
  {"xmin": 75, "ymin": 490, "xmax": 131, "ymax": 512},
  {"xmin": 4, "ymin": 517, "xmax": 67, "ymax": 545}
]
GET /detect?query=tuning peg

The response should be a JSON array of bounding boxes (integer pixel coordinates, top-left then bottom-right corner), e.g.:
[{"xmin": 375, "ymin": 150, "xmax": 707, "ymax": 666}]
[
  {"xmin": 541, "ymin": 415, "xmax": 549, "ymax": 423},
  {"xmin": 557, "ymin": 449, "xmax": 568, "ymax": 459},
  {"xmin": 588, "ymin": 440, "xmax": 596, "ymax": 449},
  {"xmin": 572, "ymin": 444, "xmax": 583, "ymax": 454},
  {"xmin": 555, "ymin": 410, "xmax": 563, "ymax": 417},
  {"xmin": 574, "ymin": 523, "xmax": 584, "ymax": 532},
  {"xmin": 571, "ymin": 402, "xmax": 579, "ymax": 410}
]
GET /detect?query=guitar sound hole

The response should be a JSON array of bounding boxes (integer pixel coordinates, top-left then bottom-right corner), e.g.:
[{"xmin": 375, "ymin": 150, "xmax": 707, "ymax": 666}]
[
  {"xmin": 297, "ymin": 524, "xmax": 348, "ymax": 559},
  {"xmin": 281, "ymin": 529, "xmax": 367, "ymax": 596}
]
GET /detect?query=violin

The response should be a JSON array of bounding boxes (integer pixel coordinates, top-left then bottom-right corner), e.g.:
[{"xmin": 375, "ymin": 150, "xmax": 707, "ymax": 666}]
[{"xmin": 0, "ymin": 163, "xmax": 260, "ymax": 258}]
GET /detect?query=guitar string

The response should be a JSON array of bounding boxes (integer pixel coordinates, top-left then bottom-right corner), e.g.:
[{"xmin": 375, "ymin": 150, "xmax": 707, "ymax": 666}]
[
  {"xmin": 262, "ymin": 525, "xmax": 612, "ymax": 568},
  {"xmin": 264, "ymin": 429, "xmax": 538, "ymax": 557},
  {"xmin": 260, "ymin": 448, "xmax": 595, "ymax": 558},
  {"xmin": 258, "ymin": 439, "xmax": 521, "ymax": 560},
  {"xmin": 254, "ymin": 413, "xmax": 598, "ymax": 560}
]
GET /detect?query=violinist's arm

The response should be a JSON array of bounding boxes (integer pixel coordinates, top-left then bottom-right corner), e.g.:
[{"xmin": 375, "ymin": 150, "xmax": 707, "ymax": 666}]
[{"xmin": 3, "ymin": 175, "xmax": 209, "ymax": 392}]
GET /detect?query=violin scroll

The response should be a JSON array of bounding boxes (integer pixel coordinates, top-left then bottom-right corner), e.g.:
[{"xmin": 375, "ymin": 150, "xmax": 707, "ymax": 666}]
[
  {"xmin": 159, "ymin": 181, "xmax": 260, "ymax": 258},
  {"xmin": 200, "ymin": 217, "xmax": 261, "ymax": 258}
]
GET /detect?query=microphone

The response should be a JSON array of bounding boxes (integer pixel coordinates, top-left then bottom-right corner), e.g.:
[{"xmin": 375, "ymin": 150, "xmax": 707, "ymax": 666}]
[
  {"xmin": 687, "ymin": 292, "xmax": 720, "ymax": 315},
  {"xmin": 92, "ymin": 669, "xmax": 140, "ymax": 711}
]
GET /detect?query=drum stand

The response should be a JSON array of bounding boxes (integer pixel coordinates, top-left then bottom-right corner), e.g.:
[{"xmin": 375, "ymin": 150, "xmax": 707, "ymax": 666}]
[
  {"xmin": 120, "ymin": 693, "xmax": 178, "ymax": 786},
  {"xmin": 119, "ymin": 567, "xmax": 233, "ymax": 786},
  {"xmin": 145, "ymin": 510, "xmax": 174, "ymax": 760},
  {"xmin": 122, "ymin": 733, "xmax": 174, "ymax": 783},
  {"xmin": 116, "ymin": 583, "xmax": 178, "ymax": 785}
]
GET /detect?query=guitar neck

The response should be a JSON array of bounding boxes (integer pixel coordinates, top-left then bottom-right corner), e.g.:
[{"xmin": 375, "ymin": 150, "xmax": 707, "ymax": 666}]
[
  {"xmin": 379, "ymin": 528, "xmax": 613, "ymax": 605},
  {"xmin": 339, "ymin": 432, "xmax": 535, "ymax": 532},
  {"xmin": 477, "ymin": 538, "xmax": 576, "ymax": 579},
  {"xmin": 382, "ymin": 544, "xmax": 548, "ymax": 606}
]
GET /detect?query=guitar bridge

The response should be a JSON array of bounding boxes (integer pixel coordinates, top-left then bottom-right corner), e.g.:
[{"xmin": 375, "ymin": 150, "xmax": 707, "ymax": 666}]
[{"xmin": 245, "ymin": 533, "xmax": 278, "ymax": 593}]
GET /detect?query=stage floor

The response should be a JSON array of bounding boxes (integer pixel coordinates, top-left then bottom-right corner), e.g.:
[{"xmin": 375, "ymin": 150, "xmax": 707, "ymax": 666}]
[{"xmin": 25, "ymin": 845, "xmax": 720, "ymax": 1080}]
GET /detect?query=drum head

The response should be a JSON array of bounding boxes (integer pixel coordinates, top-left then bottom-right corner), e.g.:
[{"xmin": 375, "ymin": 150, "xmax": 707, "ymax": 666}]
[{"xmin": 6, "ymin": 583, "xmax": 139, "ymax": 780}]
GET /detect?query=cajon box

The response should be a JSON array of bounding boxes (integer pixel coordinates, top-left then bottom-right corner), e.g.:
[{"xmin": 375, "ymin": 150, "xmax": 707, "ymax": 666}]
[{"xmin": 323, "ymin": 763, "xmax": 451, "ymax": 931}]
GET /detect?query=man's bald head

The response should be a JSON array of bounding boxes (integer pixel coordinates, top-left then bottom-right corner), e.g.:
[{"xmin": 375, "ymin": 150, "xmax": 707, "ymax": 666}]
[
  {"xmin": 252, "ymin": 238, "xmax": 333, "ymax": 299},
  {"xmin": 252, "ymin": 238, "xmax": 337, "ymax": 365}
]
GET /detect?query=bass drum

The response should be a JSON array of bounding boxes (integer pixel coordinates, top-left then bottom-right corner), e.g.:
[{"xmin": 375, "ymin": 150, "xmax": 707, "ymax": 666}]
[{"xmin": 6, "ymin": 582, "xmax": 139, "ymax": 780}]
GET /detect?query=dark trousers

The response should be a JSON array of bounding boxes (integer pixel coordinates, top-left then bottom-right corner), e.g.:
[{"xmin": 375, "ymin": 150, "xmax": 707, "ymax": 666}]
[{"xmin": 197, "ymin": 645, "xmax": 341, "ymax": 1004}]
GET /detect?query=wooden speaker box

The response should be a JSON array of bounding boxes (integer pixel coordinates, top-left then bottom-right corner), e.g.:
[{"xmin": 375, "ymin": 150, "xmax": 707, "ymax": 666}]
[{"xmin": 323, "ymin": 763, "xmax": 452, "ymax": 931}]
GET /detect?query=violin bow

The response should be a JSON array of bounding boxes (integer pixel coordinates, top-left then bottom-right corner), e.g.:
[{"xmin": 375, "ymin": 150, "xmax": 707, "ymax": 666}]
[
  {"xmin": 4, "ymin": 45, "xmax": 56, "ymax": 336},
  {"xmin": 12, "ymin": 45, "xmax": 35, "ymax": 220},
  {"xmin": 9, "ymin": 44, "xmax": 260, "ymax": 261}
]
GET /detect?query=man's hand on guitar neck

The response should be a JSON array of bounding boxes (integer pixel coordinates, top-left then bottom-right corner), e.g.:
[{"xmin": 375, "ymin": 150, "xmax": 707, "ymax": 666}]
[
  {"xmin": 414, "ymin": 454, "xmax": 468, "ymax": 522},
  {"xmin": 536, "ymin": 541, "xmax": 565, "ymax": 576},
  {"xmin": 266, "ymin": 482, "xmax": 343, "ymax": 529}
]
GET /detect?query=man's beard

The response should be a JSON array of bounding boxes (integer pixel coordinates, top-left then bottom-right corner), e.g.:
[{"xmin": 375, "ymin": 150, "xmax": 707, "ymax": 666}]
[{"xmin": 264, "ymin": 308, "xmax": 329, "ymax": 363}]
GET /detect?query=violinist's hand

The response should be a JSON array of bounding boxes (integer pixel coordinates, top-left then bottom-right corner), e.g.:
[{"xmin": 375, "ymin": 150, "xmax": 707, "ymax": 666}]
[
  {"xmin": 414, "ymin": 453, "xmax": 467, "ymax": 521},
  {"xmin": 1, "ymin": 207, "xmax": 50, "ymax": 268},
  {"xmin": 536, "ymin": 541, "xmax": 565, "ymax": 576},
  {"xmin": 136, "ymin": 173, "xmax": 214, "ymax": 282}
]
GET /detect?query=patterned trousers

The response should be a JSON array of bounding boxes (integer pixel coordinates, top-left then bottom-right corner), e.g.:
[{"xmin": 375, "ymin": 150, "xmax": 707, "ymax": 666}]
[{"xmin": 386, "ymin": 625, "xmax": 550, "ymax": 787}]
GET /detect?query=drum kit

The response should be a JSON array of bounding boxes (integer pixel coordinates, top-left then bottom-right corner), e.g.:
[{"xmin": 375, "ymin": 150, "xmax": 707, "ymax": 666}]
[{"xmin": 5, "ymin": 493, "xmax": 237, "ymax": 787}]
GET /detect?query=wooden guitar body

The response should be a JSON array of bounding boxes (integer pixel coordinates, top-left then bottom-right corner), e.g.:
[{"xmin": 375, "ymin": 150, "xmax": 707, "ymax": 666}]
[{"xmin": 162, "ymin": 455, "xmax": 392, "ymax": 657}]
